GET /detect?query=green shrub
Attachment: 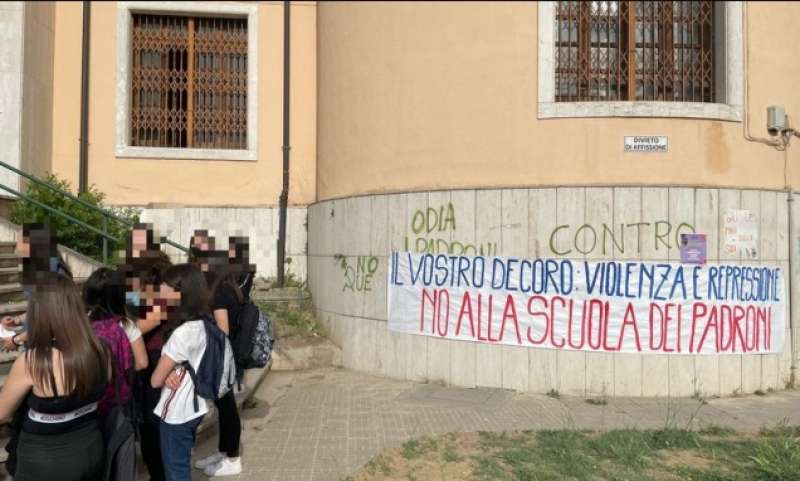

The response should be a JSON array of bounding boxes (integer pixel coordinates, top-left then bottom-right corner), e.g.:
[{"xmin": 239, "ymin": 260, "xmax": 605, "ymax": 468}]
[{"xmin": 9, "ymin": 173, "xmax": 140, "ymax": 263}]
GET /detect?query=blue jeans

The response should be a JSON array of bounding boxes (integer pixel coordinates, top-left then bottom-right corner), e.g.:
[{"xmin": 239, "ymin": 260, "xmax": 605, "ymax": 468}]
[{"xmin": 159, "ymin": 416, "xmax": 204, "ymax": 481}]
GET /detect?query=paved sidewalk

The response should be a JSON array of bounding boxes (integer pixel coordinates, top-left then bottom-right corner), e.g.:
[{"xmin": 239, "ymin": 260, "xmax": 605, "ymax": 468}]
[{"xmin": 188, "ymin": 368, "xmax": 800, "ymax": 481}]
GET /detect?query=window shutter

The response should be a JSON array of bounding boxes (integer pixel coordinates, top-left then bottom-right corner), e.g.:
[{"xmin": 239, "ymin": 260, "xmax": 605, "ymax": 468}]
[
  {"xmin": 130, "ymin": 14, "xmax": 248, "ymax": 150},
  {"xmin": 555, "ymin": 1, "xmax": 715, "ymax": 103}
]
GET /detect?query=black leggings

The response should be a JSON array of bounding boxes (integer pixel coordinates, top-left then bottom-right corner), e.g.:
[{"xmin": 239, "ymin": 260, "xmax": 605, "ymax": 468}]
[
  {"xmin": 215, "ymin": 390, "xmax": 241, "ymax": 457},
  {"xmin": 139, "ymin": 350, "xmax": 166, "ymax": 481},
  {"xmin": 15, "ymin": 422, "xmax": 104, "ymax": 481}
]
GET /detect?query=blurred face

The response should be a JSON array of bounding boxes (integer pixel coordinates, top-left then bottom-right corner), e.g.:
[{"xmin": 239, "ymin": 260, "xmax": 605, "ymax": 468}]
[
  {"xmin": 159, "ymin": 283, "xmax": 181, "ymax": 305},
  {"xmin": 192, "ymin": 235, "xmax": 212, "ymax": 272},
  {"xmin": 159, "ymin": 282, "xmax": 182, "ymax": 322},
  {"xmin": 17, "ymin": 237, "xmax": 30, "ymax": 258},
  {"xmin": 192, "ymin": 235, "xmax": 210, "ymax": 252},
  {"xmin": 125, "ymin": 276, "xmax": 141, "ymax": 310},
  {"xmin": 141, "ymin": 283, "xmax": 165, "ymax": 323},
  {"xmin": 229, "ymin": 240, "xmax": 248, "ymax": 264},
  {"xmin": 132, "ymin": 230, "xmax": 147, "ymax": 257}
]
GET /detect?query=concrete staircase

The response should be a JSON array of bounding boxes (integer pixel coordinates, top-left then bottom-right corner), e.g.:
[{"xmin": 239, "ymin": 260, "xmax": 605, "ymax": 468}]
[
  {"xmin": 0, "ymin": 241, "xmax": 25, "ymax": 374},
  {"xmin": 0, "ymin": 242, "xmax": 23, "ymax": 466}
]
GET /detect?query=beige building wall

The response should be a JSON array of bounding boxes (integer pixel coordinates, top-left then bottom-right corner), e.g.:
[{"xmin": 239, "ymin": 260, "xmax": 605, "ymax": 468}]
[
  {"xmin": 50, "ymin": 1, "xmax": 317, "ymax": 207},
  {"xmin": 50, "ymin": 1, "xmax": 81, "ymax": 189},
  {"xmin": 317, "ymin": 1, "xmax": 800, "ymax": 201},
  {"xmin": 21, "ymin": 2, "xmax": 56, "ymax": 179}
]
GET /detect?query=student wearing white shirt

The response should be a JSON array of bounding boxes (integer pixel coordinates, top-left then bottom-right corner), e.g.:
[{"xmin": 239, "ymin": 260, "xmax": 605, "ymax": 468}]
[
  {"xmin": 150, "ymin": 264, "xmax": 211, "ymax": 481},
  {"xmin": 120, "ymin": 318, "xmax": 149, "ymax": 371}
]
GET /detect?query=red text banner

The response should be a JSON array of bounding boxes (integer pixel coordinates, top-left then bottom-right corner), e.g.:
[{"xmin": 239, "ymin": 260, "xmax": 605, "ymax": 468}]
[{"xmin": 387, "ymin": 252, "xmax": 785, "ymax": 355}]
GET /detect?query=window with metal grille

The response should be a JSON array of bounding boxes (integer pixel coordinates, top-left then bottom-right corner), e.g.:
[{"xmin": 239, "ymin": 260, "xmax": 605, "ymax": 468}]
[
  {"xmin": 555, "ymin": 1, "xmax": 715, "ymax": 103},
  {"xmin": 130, "ymin": 14, "xmax": 248, "ymax": 150}
]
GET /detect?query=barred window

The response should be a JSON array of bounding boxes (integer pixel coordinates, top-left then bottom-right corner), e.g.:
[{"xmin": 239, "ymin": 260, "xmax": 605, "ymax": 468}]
[
  {"xmin": 130, "ymin": 14, "xmax": 248, "ymax": 150},
  {"xmin": 555, "ymin": 1, "xmax": 715, "ymax": 103}
]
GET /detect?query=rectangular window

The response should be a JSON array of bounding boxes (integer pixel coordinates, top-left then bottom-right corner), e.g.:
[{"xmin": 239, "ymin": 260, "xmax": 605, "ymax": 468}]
[
  {"xmin": 130, "ymin": 14, "xmax": 248, "ymax": 149},
  {"xmin": 555, "ymin": 1, "xmax": 715, "ymax": 103}
]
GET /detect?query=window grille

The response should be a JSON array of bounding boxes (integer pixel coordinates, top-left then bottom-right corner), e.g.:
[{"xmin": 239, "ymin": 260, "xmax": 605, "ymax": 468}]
[
  {"xmin": 554, "ymin": 1, "xmax": 715, "ymax": 103},
  {"xmin": 130, "ymin": 14, "xmax": 248, "ymax": 149}
]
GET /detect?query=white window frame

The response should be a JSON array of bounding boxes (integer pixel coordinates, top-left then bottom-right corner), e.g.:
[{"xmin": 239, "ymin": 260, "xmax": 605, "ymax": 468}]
[
  {"xmin": 115, "ymin": 1, "xmax": 258, "ymax": 161},
  {"xmin": 537, "ymin": 1, "xmax": 743, "ymax": 121}
]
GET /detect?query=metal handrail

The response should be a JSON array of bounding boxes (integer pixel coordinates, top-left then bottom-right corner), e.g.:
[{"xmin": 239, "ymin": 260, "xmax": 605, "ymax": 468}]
[
  {"xmin": 159, "ymin": 238, "xmax": 189, "ymax": 253},
  {"xmin": 0, "ymin": 183, "xmax": 118, "ymax": 242},
  {"xmin": 0, "ymin": 160, "xmax": 189, "ymax": 263},
  {"xmin": 0, "ymin": 160, "xmax": 123, "ymax": 224}
]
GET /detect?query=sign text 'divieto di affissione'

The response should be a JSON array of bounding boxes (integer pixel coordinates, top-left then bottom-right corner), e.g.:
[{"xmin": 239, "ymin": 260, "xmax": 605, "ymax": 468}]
[{"xmin": 624, "ymin": 136, "xmax": 668, "ymax": 152}]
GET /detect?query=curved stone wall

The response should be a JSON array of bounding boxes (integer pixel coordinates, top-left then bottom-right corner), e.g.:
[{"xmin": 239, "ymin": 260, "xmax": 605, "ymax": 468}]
[{"xmin": 308, "ymin": 186, "xmax": 798, "ymax": 397}]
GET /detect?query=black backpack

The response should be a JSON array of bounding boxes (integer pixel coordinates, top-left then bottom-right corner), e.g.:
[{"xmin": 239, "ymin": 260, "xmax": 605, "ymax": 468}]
[
  {"xmin": 231, "ymin": 298, "xmax": 274, "ymax": 372},
  {"xmin": 101, "ymin": 346, "xmax": 136, "ymax": 481},
  {"xmin": 102, "ymin": 404, "xmax": 136, "ymax": 481},
  {"xmin": 182, "ymin": 315, "xmax": 235, "ymax": 412}
]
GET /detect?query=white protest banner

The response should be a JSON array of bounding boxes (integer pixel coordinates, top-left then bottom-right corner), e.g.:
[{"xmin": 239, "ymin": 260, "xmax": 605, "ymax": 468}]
[{"xmin": 387, "ymin": 252, "xmax": 785, "ymax": 355}]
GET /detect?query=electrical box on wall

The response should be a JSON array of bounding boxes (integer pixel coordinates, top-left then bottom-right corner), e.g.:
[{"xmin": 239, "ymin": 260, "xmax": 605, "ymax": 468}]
[{"xmin": 767, "ymin": 105, "xmax": 787, "ymax": 135}]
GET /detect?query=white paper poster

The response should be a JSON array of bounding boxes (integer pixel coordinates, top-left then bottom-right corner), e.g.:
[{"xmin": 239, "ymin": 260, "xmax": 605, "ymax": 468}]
[{"xmin": 724, "ymin": 210, "xmax": 758, "ymax": 258}]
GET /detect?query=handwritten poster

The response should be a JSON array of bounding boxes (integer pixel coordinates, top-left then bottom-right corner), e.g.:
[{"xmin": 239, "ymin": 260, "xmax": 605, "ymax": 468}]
[
  {"xmin": 388, "ymin": 252, "xmax": 785, "ymax": 355},
  {"xmin": 724, "ymin": 210, "xmax": 758, "ymax": 258}
]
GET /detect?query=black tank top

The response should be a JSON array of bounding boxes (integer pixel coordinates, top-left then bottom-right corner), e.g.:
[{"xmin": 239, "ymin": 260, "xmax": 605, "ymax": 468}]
[{"xmin": 23, "ymin": 369, "xmax": 107, "ymax": 435}]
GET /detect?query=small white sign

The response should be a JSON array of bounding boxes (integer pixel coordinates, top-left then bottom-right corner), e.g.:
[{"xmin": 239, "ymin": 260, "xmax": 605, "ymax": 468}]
[{"xmin": 624, "ymin": 136, "xmax": 668, "ymax": 153}]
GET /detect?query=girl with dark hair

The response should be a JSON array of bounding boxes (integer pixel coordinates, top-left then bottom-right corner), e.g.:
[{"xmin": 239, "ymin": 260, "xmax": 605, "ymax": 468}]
[
  {"xmin": 123, "ymin": 223, "xmax": 163, "ymax": 312},
  {"xmin": 128, "ymin": 253, "xmax": 173, "ymax": 481},
  {"xmin": 19, "ymin": 223, "xmax": 72, "ymax": 283},
  {"xmin": 1, "ymin": 223, "xmax": 72, "ymax": 351},
  {"xmin": 85, "ymin": 267, "xmax": 148, "ymax": 372},
  {"xmin": 83, "ymin": 268, "xmax": 138, "ymax": 416},
  {"xmin": 150, "ymin": 264, "xmax": 213, "ymax": 481},
  {"xmin": 188, "ymin": 229, "xmax": 213, "ymax": 270},
  {"xmin": 192, "ymin": 236, "xmax": 254, "ymax": 476},
  {"xmin": 0, "ymin": 273, "xmax": 110, "ymax": 481}
]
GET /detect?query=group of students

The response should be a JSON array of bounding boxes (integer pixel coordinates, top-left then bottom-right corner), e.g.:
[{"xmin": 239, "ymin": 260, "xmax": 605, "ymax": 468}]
[{"xmin": 0, "ymin": 223, "xmax": 258, "ymax": 481}]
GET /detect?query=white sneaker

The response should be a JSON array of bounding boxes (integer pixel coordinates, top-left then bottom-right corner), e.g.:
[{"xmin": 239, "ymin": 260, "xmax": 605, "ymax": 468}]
[
  {"xmin": 204, "ymin": 457, "xmax": 242, "ymax": 477},
  {"xmin": 194, "ymin": 451, "xmax": 225, "ymax": 470}
]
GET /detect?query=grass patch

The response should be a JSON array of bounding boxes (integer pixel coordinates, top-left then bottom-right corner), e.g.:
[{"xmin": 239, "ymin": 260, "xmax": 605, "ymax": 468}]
[
  {"xmin": 751, "ymin": 436, "xmax": 800, "ymax": 481},
  {"xmin": 400, "ymin": 437, "xmax": 437, "ymax": 460},
  {"xmin": 364, "ymin": 454, "xmax": 392, "ymax": 476},
  {"xmin": 759, "ymin": 423, "xmax": 800, "ymax": 438},
  {"xmin": 648, "ymin": 427, "xmax": 702, "ymax": 450},
  {"xmin": 346, "ymin": 426, "xmax": 800, "ymax": 481},
  {"xmin": 589, "ymin": 429, "xmax": 653, "ymax": 465},
  {"xmin": 442, "ymin": 443, "xmax": 463, "ymax": 463},
  {"xmin": 698, "ymin": 424, "xmax": 736, "ymax": 437}
]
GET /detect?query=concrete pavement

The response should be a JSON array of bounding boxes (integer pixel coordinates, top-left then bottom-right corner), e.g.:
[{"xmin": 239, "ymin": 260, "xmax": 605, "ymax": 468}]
[{"xmin": 189, "ymin": 368, "xmax": 800, "ymax": 481}]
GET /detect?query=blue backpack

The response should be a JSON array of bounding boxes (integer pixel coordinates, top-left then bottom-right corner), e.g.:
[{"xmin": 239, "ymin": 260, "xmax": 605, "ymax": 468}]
[{"xmin": 182, "ymin": 315, "xmax": 235, "ymax": 412}]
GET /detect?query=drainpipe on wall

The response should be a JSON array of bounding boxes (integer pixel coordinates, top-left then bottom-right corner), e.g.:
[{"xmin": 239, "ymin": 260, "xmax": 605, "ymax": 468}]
[
  {"xmin": 78, "ymin": 0, "xmax": 91, "ymax": 194},
  {"xmin": 742, "ymin": 1, "xmax": 797, "ymax": 386},
  {"xmin": 785, "ymin": 147, "xmax": 796, "ymax": 387},
  {"xmin": 276, "ymin": 1, "xmax": 291, "ymax": 287}
]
